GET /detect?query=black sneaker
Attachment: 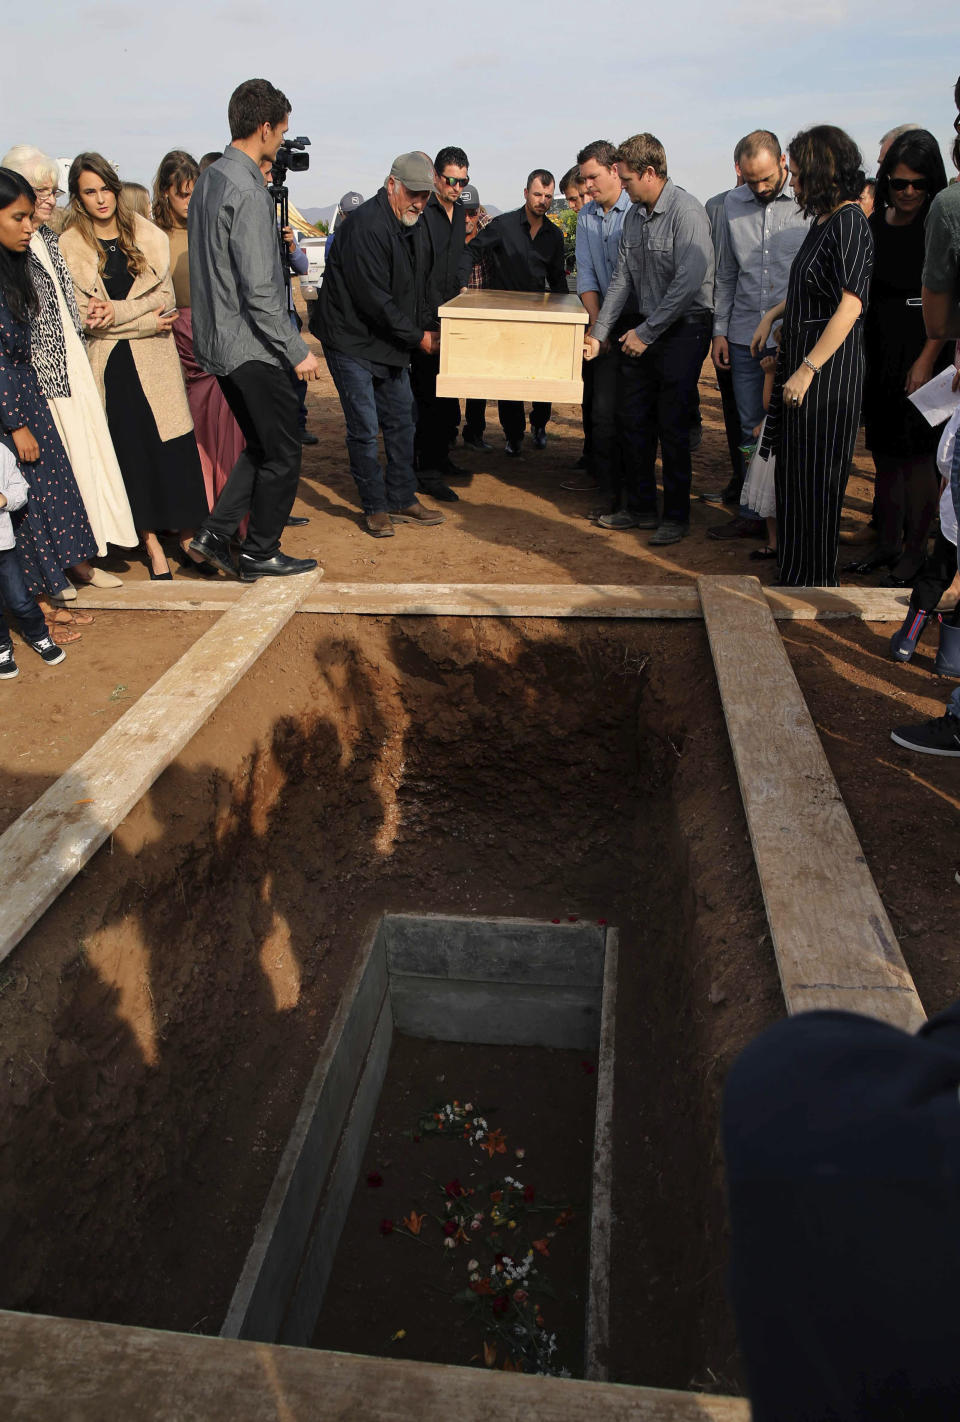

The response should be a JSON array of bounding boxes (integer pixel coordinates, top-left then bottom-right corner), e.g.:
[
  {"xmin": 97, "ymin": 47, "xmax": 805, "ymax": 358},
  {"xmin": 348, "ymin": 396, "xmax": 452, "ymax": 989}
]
[
  {"xmin": 890, "ymin": 712, "xmax": 960, "ymax": 756},
  {"xmin": 28, "ymin": 634, "xmax": 66, "ymax": 666},
  {"xmin": 0, "ymin": 643, "xmax": 18, "ymax": 679}
]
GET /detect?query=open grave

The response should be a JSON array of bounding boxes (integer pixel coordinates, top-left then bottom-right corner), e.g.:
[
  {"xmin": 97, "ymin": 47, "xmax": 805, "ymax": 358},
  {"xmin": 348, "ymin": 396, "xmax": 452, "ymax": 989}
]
[{"xmin": 0, "ymin": 578, "xmax": 925, "ymax": 1420}]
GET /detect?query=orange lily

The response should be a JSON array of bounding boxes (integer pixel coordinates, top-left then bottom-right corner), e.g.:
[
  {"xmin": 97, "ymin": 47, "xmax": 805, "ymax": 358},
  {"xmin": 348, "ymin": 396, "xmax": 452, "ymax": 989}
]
[
  {"xmin": 482, "ymin": 1128, "xmax": 507, "ymax": 1158},
  {"xmin": 402, "ymin": 1210, "xmax": 425, "ymax": 1236}
]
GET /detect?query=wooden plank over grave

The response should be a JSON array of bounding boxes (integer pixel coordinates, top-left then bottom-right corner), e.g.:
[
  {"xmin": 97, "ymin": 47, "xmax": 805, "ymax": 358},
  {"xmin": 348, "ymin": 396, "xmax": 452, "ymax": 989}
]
[
  {"xmin": 0, "ymin": 1309, "xmax": 751, "ymax": 1422},
  {"xmin": 698, "ymin": 575, "xmax": 926, "ymax": 1031},
  {"xmin": 0, "ymin": 572, "xmax": 321, "ymax": 966}
]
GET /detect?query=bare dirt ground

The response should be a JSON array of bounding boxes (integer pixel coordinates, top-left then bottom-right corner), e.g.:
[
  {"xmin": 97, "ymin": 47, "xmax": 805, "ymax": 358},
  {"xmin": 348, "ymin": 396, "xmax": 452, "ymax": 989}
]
[{"xmin": 0, "ymin": 351, "xmax": 957, "ymax": 1393}]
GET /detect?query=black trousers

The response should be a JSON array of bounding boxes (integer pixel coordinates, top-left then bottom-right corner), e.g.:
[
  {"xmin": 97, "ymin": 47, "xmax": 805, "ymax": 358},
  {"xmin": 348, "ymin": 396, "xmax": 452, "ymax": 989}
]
[
  {"xmin": 913, "ymin": 527, "xmax": 960, "ymax": 618},
  {"xmin": 207, "ymin": 360, "xmax": 301, "ymax": 560},
  {"xmin": 463, "ymin": 398, "xmax": 486, "ymax": 438},
  {"xmin": 619, "ymin": 318, "xmax": 711, "ymax": 525},
  {"xmin": 498, "ymin": 400, "xmax": 551, "ymax": 444},
  {"xmin": 410, "ymin": 348, "xmax": 460, "ymax": 471}
]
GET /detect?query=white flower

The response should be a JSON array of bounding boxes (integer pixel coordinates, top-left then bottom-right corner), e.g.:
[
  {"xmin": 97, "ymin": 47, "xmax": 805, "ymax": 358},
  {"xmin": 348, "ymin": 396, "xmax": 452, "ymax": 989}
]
[
  {"xmin": 468, "ymin": 1258, "xmax": 479, "ymax": 1271},
  {"xmin": 471, "ymin": 1219, "xmax": 482, "ymax": 1231},
  {"xmin": 464, "ymin": 1102, "xmax": 473, "ymax": 1112},
  {"xmin": 514, "ymin": 1148, "xmax": 525, "ymax": 1159},
  {"xmin": 444, "ymin": 1238, "xmax": 456, "ymax": 1249}
]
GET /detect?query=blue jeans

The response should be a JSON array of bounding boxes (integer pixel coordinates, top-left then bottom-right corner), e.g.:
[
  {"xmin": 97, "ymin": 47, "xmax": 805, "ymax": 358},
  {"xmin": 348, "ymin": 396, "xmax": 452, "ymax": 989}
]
[
  {"xmin": 324, "ymin": 349, "xmax": 418, "ymax": 514},
  {"xmin": 729, "ymin": 340, "xmax": 767, "ymax": 521},
  {"xmin": 0, "ymin": 545, "xmax": 47, "ymax": 646}
]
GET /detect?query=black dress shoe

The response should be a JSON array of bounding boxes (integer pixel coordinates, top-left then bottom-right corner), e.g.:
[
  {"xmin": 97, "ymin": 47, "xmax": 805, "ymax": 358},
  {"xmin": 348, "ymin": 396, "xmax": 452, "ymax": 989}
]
[
  {"xmin": 416, "ymin": 479, "xmax": 459, "ymax": 502},
  {"xmin": 439, "ymin": 457, "xmax": 467, "ymax": 477},
  {"xmin": 299, "ymin": 430, "xmax": 319, "ymax": 445},
  {"xmin": 530, "ymin": 425, "xmax": 547, "ymax": 450},
  {"xmin": 462, "ymin": 431, "xmax": 491, "ymax": 451},
  {"xmin": 843, "ymin": 551, "xmax": 897, "ymax": 575},
  {"xmin": 149, "ymin": 568, "xmax": 173, "ymax": 581},
  {"xmin": 189, "ymin": 528, "xmax": 237, "ymax": 577},
  {"xmin": 238, "ymin": 551, "xmax": 319, "ymax": 581},
  {"xmin": 721, "ymin": 477, "xmax": 742, "ymax": 505},
  {"xmin": 285, "ymin": 515, "xmax": 310, "ymax": 527}
]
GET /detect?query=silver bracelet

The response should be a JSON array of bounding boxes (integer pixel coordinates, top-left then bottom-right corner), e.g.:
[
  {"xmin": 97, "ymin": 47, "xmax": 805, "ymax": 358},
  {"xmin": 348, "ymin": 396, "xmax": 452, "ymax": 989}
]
[{"xmin": 802, "ymin": 356, "xmax": 821, "ymax": 374}]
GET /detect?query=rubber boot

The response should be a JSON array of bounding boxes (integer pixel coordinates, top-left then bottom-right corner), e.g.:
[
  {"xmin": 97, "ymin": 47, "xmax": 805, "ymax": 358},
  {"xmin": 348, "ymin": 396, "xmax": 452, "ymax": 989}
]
[
  {"xmin": 889, "ymin": 605, "xmax": 931, "ymax": 663},
  {"xmin": 934, "ymin": 619, "xmax": 960, "ymax": 678}
]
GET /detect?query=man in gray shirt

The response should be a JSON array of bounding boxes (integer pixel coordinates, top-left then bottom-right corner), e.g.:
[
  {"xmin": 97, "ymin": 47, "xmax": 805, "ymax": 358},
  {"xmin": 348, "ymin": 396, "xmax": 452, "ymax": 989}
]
[
  {"xmin": 585, "ymin": 133, "xmax": 714, "ymax": 545},
  {"xmin": 188, "ymin": 77, "xmax": 320, "ymax": 581},
  {"xmin": 709, "ymin": 130, "xmax": 808, "ymax": 538}
]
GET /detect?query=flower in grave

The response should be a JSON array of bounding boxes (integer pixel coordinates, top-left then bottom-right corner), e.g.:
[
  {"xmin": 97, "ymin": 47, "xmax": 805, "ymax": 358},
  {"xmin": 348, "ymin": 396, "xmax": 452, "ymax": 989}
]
[
  {"xmin": 514, "ymin": 1148, "xmax": 525, "ymax": 1160},
  {"xmin": 467, "ymin": 1258, "xmax": 480, "ymax": 1272},
  {"xmin": 482, "ymin": 1128, "xmax": 507, "ymax": 1158},
  {"xmin": 444, "ymin": 1237, "xmax": 456, "ymax": 1249},
  {"xmin": 443, "ymin": 1219, "xmax": 458, "ymax": 1237},
  {"xmin": 581, "ymin": 1060, "xmax": 596, "ymax": 1075},
  {"xmin": 555, "ymin": 1208, "xmax": 575, "ymax": 1228},
  {"xmin": 492, "ymin": 1294, "xmax": 509, "ymax": 1316},
  {"xmin": 532, "ymin": 1238, "xmax": 550, "ymax": 1256},
  {"xmin": 464, "ymin": 1102, "xmax": 473, "ymax": 1113},
  {"xmin": 367, "ymin": 1171, "xmax": 384, "ymax": 1188},
  {"xmin": 445, "ymin": 1178, "xmax": 465, "ymax": 1198},
  {"xmin": 523, "ymin": 1184, "xmax": 535, "ymax": 1204},
  {"xmin": 490, "ymin": 1189, "xmax": 503, "ymax": 1204},
  {"xmin": 379, "ymin": 1219, "xmax": 394, "ymax": 1235},
  {"xmin": 514, "ymin": 1289, "xmax": 528, "ymax": 1304},
  {"xmin": 402, "ymin": 1211, "xmax": 425, "ymax": 1236},
  {"xmin": 470, "ymin": 1218, "xmax": 483, "ymax": 1231},
  {"xmin": 470, "ymin": 1277, "xmax": 493, "ymax": 1296}
]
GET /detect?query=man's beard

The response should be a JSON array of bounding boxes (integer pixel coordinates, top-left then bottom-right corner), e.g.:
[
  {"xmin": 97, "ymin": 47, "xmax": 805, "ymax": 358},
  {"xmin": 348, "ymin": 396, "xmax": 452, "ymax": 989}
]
[{"xmin": 401, "ymin": 211, "xmax": 420, "ymax": 227}]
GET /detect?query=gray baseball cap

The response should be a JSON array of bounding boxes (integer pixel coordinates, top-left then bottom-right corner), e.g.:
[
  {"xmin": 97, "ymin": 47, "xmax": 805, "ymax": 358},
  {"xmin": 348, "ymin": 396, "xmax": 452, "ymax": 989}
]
[
  {"xmin": 458, "ymin": 184, "xmax": 480, "ymax": 208},
  {"xmin": 339, "ymin": 190, "xmax": 364, "ymax": 212},
  {"xmin": 389, "ymin": 151, "xmax": 436, "ymax": 192}
]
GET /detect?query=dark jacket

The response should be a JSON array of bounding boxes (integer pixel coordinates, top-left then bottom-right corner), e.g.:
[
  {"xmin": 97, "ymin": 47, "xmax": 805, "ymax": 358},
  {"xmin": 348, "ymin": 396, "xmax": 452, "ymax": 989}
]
[
  {"xmin": 311, "ymin": 188, "xmax": 424, "ymax": 367},
  {"xmin": 417, "ymin": 194, "xmax": 467, "ymax": 328}
]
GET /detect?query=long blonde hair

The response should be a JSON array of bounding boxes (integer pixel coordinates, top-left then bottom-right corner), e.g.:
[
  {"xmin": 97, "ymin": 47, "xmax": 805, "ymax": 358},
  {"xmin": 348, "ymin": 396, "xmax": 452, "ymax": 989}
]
[{"xmin": 64, "ymin": 151, "xmax": 147, "ymax": 278}]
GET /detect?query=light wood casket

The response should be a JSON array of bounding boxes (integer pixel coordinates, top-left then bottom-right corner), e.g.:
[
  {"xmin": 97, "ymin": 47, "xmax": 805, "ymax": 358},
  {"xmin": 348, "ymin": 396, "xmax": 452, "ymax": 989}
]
[{"xmin": 435, "ymin": 290, "xmax": 588, "ymax": 403}]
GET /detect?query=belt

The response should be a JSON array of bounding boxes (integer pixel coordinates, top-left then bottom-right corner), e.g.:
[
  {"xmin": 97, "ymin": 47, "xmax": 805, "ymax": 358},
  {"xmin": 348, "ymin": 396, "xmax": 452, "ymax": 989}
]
[{"xmin": 637, "ymin": 310, "xmax": 712, "ymax": 332}]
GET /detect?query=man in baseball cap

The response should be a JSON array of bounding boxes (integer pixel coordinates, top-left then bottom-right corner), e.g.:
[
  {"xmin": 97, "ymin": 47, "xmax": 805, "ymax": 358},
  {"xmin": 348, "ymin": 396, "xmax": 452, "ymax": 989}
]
[{"xmin": 310, "ymin": 153, "xmax": 445, "ymax": 538}]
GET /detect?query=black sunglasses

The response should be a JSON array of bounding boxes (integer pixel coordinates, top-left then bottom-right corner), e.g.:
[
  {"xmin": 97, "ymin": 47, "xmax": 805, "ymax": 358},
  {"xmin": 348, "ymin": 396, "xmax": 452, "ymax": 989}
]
[
  {"xmin": 889, "ymin": 177, "xmax": 928, "ymax": 192},
  {"xmin": 443, "ymin": 175, "xmax": 469, "ymax": 187}
]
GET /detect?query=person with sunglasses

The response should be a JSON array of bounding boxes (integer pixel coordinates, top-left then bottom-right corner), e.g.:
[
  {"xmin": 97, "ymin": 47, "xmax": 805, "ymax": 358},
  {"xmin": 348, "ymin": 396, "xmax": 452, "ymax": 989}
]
[
  {"xmin": 848, "ymin": 129, "xmax": 950, "ymax": 585},
  {"xmin": 411, "ymin": 146, "xmax": 470, "ymax": 503},
  {"xmin": 889, "ymin": 76, "xmax": 960, "ymax": 759},
  {"xmin": 462, "ymin": 169, "xmax": 567, "ymax": 455}
]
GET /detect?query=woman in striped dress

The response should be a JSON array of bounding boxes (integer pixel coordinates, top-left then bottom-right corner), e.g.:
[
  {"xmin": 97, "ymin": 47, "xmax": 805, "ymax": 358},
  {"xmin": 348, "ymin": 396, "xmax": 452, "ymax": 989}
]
[{"xmin": 752, "ymin": 127, "xmax": 874, "ymax": 587}]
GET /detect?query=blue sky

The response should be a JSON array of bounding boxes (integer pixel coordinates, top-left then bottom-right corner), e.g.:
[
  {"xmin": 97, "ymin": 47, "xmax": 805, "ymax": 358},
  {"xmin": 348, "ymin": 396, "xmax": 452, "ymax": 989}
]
[{"xmin": 3, "ymin": 0, "xmax": 958, "ymax": 212}]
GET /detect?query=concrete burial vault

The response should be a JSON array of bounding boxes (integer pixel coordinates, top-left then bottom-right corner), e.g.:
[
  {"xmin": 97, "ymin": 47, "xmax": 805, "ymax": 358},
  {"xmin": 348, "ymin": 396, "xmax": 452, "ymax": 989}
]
[{"xmin": 0, "ymin": 574, "xmax": 926, "ymax": 1421}]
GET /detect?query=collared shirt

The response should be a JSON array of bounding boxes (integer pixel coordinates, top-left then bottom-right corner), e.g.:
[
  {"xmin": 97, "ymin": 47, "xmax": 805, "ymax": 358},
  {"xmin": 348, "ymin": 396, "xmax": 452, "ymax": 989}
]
[
  {"xmin": 704, "ymin": 189, "xmax": 731, "ymax": 256},
  {"xmin": 576, "ymin": 188, "xmax": 632, "ymax": 299},
  {"xmin": 188, "ymin": 146, "xmax": 309, "ymax": 377},
  {"xmin": 713, "ymin": 182, "xmax": 809, "ymax": 344},
  {"xmin": 463, "ymin": 205, "xmax": 567, "ymax": 293},
  {"xmin": 593, "ymin": 179, "xmax": 714, "ymax": 347}
]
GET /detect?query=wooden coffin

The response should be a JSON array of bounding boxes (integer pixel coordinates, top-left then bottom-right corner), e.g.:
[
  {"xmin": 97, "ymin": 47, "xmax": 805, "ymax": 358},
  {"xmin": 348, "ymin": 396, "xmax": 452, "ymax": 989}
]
[{"xmin": 435, "ymin": 289, "xmax": 588, "ymax": 403}]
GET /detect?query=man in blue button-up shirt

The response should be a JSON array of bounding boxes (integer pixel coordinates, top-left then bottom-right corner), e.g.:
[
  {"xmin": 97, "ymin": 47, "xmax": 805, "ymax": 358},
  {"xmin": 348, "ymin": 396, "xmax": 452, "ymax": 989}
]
[
  {"xmin": 572, "ymin": 140, "xmax": 633, "ymax": 513},
  {"xmin": 710, "ymin": 130, "xmax": 808, "ymax": 529}
]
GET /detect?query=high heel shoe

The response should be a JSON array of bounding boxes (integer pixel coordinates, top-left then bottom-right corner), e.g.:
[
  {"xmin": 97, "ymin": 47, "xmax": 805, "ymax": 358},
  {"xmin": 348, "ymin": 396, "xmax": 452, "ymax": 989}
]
[
  {"xmin": 149, "ymin": 565, "xmax": 173, "ymax": 581},
  {"xmin": 174, "ymin": 545, "xmax": 220, "ymax": 577}
]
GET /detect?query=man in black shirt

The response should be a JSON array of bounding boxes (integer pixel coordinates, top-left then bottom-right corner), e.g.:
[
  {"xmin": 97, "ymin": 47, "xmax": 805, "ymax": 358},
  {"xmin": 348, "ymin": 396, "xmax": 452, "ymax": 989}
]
[
  {"xmin": 310, "ymin": 151, "xmax": 446, "ymax": 538},
  {"xmin": 465, "ymin": 169, "xmax": 567, "ymax": 454},
  {"xmin": 412, "ymin": 145, "xmax": 470, "ymax": 502}
]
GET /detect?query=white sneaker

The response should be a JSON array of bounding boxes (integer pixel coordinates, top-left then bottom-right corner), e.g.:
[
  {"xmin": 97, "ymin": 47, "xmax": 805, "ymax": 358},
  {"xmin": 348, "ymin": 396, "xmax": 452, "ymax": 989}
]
[{"xmin": 0, "ymin": 643, "xmax": 19, "ymax": 679}]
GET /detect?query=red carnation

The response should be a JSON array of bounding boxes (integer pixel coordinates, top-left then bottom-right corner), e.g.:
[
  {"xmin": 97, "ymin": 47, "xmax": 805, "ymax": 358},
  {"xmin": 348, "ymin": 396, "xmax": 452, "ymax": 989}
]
[
  {"xmin": 379, "ymin": 1218, "xmax": 394, "ymax": 1235},
  {"xmin": 523, "ymin": 1184, "xmax": 535, "ymax": 1203}
]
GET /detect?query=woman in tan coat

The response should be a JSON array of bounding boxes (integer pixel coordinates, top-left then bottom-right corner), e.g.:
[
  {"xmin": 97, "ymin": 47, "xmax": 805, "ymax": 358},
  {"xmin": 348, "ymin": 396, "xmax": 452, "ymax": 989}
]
[{"xmin": 59, "ymin": 152, "xmax": 208, "ymax": 579}]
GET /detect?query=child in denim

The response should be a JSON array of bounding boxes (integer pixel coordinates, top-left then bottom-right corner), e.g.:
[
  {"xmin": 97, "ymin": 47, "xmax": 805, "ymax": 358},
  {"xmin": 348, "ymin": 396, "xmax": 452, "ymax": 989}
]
[{"xmin": 0, "ymin": 443, "xmax": 65, "ymax": 678}]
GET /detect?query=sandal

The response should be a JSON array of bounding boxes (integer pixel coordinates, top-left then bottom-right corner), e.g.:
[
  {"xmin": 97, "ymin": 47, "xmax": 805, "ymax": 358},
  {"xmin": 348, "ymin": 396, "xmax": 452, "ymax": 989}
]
[
  {"xmin": 749, "ymin": 545, "xmax": 779, "ymax": 561},
  {"xmin": 51, "ymin": 607, "xmax": 95, "ymax": 627},
  {"xmin": 48, "ymin": 623, "xmax": 82, "ymax": 645}
]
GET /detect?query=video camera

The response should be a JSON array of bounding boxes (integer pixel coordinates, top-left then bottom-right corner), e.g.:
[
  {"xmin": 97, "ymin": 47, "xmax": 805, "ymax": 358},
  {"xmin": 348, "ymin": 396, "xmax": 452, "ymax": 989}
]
[{"xmin": 272, "ymin": 136, "xmax": 311, "ymax": 185}]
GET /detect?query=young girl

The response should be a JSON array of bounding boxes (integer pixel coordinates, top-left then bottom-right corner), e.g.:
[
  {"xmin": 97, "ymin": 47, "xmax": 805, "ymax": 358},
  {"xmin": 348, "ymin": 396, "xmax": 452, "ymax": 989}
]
[
  {"xmin": 0, "ymin": 167, "xmax": 97, "ymax": 640},
  {"xmin": 59, "ymin": 152, "xmax": 208, "ymax": 579},
  {"xmin": 0, "ymin": 443, "xmax": 66, "ymax": 675},
  {"xmin": 741, "ymin": 353, "xmax": 779, "ymax": 561}
]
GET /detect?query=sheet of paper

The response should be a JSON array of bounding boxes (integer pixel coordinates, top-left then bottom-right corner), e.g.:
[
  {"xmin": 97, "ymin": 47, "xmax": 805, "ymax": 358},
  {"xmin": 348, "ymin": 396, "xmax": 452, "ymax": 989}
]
[{"xmin": 907, "ymin": 365, "xmax": 960, "ymax": 427}]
